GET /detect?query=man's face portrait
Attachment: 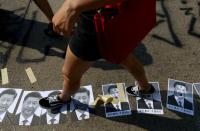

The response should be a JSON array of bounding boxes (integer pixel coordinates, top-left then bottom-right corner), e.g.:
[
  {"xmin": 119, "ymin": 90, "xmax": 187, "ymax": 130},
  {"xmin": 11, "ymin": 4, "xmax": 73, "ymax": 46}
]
[
  {"xmin": 0, "ymin": 94, "xmax": 15, "ymax": 113},
  {"xmin": 21, "ymin": 97, "xmax": 40, "ymax": 118},
  {"xmin": 174, "ymin": 84, "xmax": 186, "ymax": 99},
  {"xmin": 109, "ymin": 87, "xmax": 119, "ymax": 99},
  {"xmin": 73, "ymin": 91, "xmax": 89, "ymax": 110}
]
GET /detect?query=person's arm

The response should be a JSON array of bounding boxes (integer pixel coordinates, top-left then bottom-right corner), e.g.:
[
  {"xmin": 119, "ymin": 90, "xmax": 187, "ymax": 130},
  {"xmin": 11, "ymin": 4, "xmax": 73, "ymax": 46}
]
[{"xmin": 52, "ymin": 0, "xmax": 121, "ymax": 36}]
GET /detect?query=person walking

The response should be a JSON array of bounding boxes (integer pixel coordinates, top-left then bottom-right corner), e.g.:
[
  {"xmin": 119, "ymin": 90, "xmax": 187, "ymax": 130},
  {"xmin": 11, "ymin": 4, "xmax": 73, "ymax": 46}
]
[{"xmin": 39, "ymin": 0, "xmax": 156, "ymax": 110}]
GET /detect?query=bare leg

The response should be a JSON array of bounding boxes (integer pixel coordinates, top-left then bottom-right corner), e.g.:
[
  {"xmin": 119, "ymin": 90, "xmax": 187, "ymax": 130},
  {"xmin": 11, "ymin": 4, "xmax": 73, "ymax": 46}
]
[
  {"xmin": 33, "ymin": 0, "xmax": 54, "ymax": 22},
  {"xmin": 59, "ymin": 46, "xmax": 93, "ymax": 101},
  {"xmin": 120, "ymin": 53, "xmax": 150, "ymax": 90}
]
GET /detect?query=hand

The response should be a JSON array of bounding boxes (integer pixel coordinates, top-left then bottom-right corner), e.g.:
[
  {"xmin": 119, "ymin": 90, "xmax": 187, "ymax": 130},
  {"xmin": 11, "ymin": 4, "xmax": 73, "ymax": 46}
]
[{"xmin": 52, "ymin": 0, "xmax": 80, "ymax": 36}]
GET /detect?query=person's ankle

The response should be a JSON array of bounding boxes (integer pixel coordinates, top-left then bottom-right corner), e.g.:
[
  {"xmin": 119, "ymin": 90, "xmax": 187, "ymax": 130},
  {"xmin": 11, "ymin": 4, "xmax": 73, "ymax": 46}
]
[
  {"xmin": 58, "ymin": 94, "xmax": 71, "ymax": 102},
  {"xmin": 139, "ymin": 84, "xmax": 151, "ymax": 91}
]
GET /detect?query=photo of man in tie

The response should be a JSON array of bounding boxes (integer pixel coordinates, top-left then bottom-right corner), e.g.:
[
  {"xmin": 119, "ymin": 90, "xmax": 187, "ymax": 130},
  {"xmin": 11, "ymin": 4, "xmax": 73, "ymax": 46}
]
[
  {"xmin": 137, "ymin": 94, "xmax": 162, "ymax": 110},
  {"xmin": 15, "ymin": 91, "xmax": 42, "ymax": 126},
  {"xmin": 40, "ymin": 91, "xmax": 67, "ymax": 125},
  {"xmin": 0, "ymin": 89, "xmax": 17, "ymax": 123},
  {"xmin": 136, "ymin": 82, "xmax": 164, "ymax": 114},
  {"xmin": 71, "ymin": 87, "xmax": 91, "ymax": 121},
  {"xmin": 103, "ymin": 84, "xmax": 130, "ymax": 113},
  {"xmin": 168, "ymin": 81, "xmax": 193, "ymax": 110}
]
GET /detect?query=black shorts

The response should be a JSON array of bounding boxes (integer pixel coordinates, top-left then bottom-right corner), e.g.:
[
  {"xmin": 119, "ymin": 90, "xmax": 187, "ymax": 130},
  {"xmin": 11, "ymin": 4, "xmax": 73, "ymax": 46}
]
[{"xmin": 69, "ymin": 10, "xmax": 102, "ymax": 61}]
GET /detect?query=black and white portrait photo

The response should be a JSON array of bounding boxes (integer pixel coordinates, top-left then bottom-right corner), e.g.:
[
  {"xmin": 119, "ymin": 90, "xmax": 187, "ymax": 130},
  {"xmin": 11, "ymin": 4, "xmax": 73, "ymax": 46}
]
[
  {"xmin": 136, "ymin": 82, "xmax": 163, "ymax": 115},
  {"xmin": 102, "ymin": 83, "xmax": 131, "ymax": 118},
  {"xmin": 193, "ymin": 83, "xmax": 200, "ymax": 98},
  {"xmin": 40, "ymin": 90, "xmax": 67, "ymax": 125},
  {"xmin": 0, "ymin": 88, "xmax": 22, "ymax": 123},
  {"xmin": 70, "ymin": 85, "xmax": 94, "ymax": 121},
  {"xmin": 15, "ymin": 91, "xmax": 42, "ymax": 126},
  {"xmin": 167, "ymin": 79, "xmax": 194, "ymax": 115}
]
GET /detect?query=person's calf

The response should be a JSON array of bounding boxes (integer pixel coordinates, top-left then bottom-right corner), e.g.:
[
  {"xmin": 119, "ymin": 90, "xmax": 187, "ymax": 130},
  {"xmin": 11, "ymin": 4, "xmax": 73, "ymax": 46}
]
[
  {"xmin": 120, "ymin": 54, "xmax": 150, "ymax": 90},
  {"xmin": 60, "ymin": 68, "xmax": 82, "ymax": 100},
  {"xmin": 60, "ymin": 77, "xmax": 81, "ymax": 101}
]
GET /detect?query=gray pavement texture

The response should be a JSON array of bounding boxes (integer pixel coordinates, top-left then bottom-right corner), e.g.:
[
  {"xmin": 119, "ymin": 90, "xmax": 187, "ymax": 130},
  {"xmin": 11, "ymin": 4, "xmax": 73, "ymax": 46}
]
[{"xmin": 0, "ymin": 0, "xmax": 200, "ymax": 130}]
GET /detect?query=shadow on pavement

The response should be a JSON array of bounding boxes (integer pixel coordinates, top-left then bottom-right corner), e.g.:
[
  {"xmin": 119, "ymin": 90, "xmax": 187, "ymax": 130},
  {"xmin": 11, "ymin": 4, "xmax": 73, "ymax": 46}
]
[{"xmin": 0, "ymin": 8, "xmax": 68, "ymax": 67}]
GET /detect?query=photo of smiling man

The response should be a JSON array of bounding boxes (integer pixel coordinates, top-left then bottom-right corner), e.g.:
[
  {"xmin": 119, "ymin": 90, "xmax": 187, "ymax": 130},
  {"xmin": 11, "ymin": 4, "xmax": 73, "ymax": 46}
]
[
  {"xmin": 0, "ymin": 88, "xmax": 22, "ymax": 123},
  {"xmin": 70, "ymin": 85, "xmax": 94, "ymax": 121},
  {"xmin": 15, "ymin": 91, "xmax": 42, "ymax": 126}
]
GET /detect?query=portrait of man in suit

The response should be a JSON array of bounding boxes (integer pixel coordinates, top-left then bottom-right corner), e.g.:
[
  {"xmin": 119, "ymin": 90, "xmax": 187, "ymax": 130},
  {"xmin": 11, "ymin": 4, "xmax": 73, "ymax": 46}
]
[
  {"xmin": 0, "ymin": 89, "xmax": 17, "ymax": 122},
  {"xmin": 105, "ymin": 85, "xmax": 130, "ymax": 113},
  {"xmin": 168, "ymin": 81, "xmax": 193, "ymax": 110},
  {"xmin": 15, "ymin": 91, "xmax": 42, "ymax": 126},
  {"xmin": 71, "ymin": 87, "xmax": 90, "ymax": 121},
  {"xmin": 40, "ymin": 91, "xmax": 67, "ymax": 125},
  {"xmin": 137, "ymin": 94, "xmax": 162, "ymax": 110}
]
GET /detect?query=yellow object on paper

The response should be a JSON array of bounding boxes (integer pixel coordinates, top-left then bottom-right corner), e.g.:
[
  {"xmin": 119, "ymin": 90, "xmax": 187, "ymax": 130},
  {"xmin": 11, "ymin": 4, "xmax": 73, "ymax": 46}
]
[
  {"xmin": 91, "ymin": 94, "xmax": 113, "ymax": 108},
  {"xmin": 25, "ymin": 67, "xmax": 37, "ymax": 84},
  {"xmin": 98, "ymin": 94, "xmax": 113, "ymax": 104},
  {"xmin": 1, "ymin": 68, "xmax": 9, "ymax": 85}
]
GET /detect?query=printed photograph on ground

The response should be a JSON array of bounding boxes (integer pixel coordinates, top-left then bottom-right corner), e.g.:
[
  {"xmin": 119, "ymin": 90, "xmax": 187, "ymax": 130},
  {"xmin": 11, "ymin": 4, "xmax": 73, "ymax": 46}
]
[
  {"xmin": 70, "ymin": 85, "xmax": 94, "ymax": 121},
  {"xmin": 15, "ymin": 91, "xmax": 42, "ymax": 126},
  {"xmin": 136, "ymin": 82, "xmax": 164, "ymax": 115},
  {"xmin": 102, "ymin": 83, "xmax": 131, "ymax": 118},
  {"xmin": 0, "ymin": 88, "xmax": 22, "ymax": 123},
  {"xmin": 167, "ymin": 79, "xmax": 194, "ymax": 115},
  {"xmin": 40, "ymin": 90, "xmax": 67, "ymax": 125}
]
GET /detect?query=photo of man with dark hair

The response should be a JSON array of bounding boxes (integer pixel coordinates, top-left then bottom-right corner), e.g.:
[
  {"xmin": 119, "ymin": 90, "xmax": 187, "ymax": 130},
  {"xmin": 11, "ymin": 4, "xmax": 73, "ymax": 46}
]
[
  {"xmin": 168, "ymin": 81, "xmax": 193, "ymax": 110},
  {"xmin": 102, "ymin": 83, "xmax": 131, "ymax": 118},
  {"xmin": 136, "ymin": 82, "xmax": 163, "ymax": 114},
  {"xmin": 40, "ymin": 90, "xmax": 67, "ymax": 125},
  {"xmin": 105, "ymin": 85, "xmax": 129, "ymax": 112},
  {"xmin": 167, "ymin": 79, "xmax": 194, "ymax": 115},
  {"xmin": 0, "ymin": 89, "xmax": 18, "ymax": 122},
  {"xmin": 71, "ymin": 87, "xmax": 91, "ymax": 121},
  {"xmin": 137, "ymin": 94, "xmax": 162, "ymax": 110},
  {"xmin": 15, "ymin": 91, "xmax": 42, "ymax": 126}
]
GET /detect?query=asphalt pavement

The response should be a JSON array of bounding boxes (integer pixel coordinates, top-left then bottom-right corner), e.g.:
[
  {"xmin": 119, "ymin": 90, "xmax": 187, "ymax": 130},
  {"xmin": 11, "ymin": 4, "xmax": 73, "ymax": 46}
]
[{"xmin": 0, "ymin": 0, "xmax": 200, "ymax": 130}]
